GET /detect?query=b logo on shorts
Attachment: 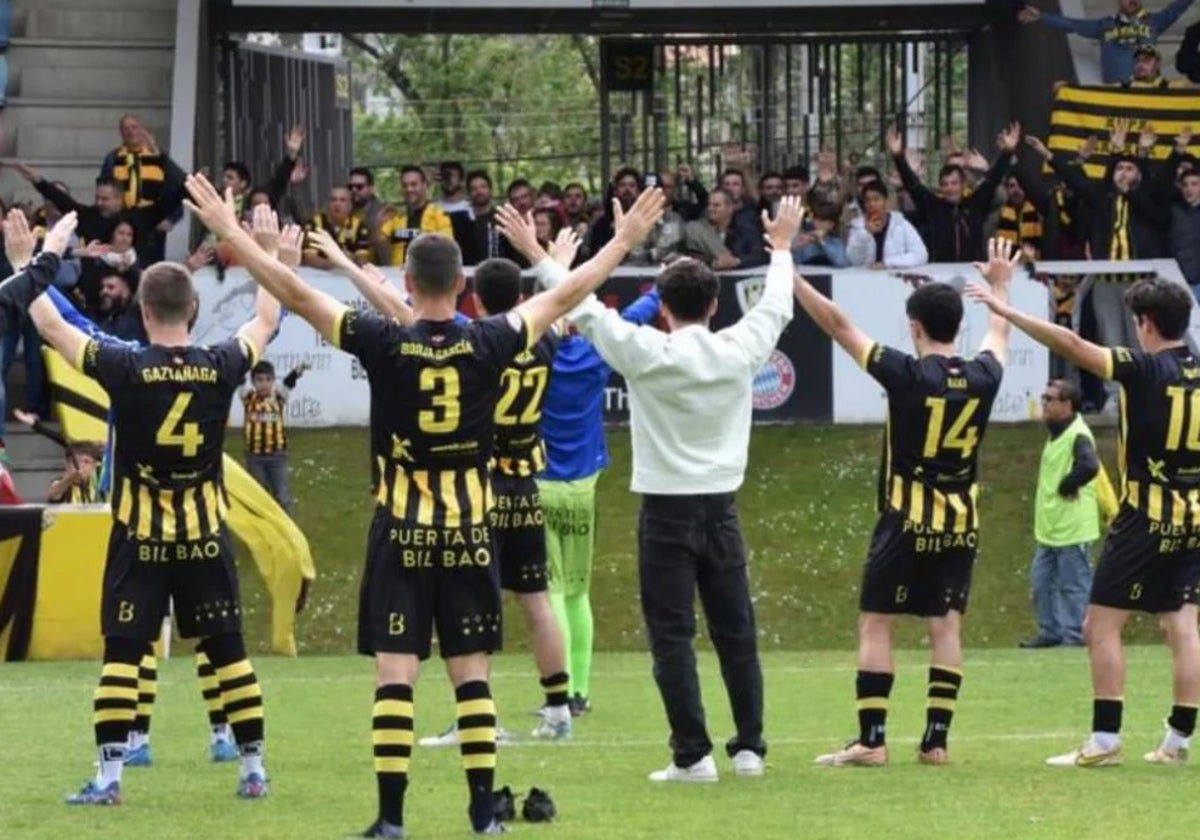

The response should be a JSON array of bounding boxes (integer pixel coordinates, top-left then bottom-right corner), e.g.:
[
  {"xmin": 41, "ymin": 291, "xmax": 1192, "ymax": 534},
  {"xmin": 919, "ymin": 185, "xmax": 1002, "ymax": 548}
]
[
  {"xmin": 895, "ymin": 586, "xmax": 908, "ymax": 604},
  {"xmin": 388, "ymin": 613, "xmax": 406, "ymax": 635},
  {"xmin": 117, "ymin": 601, "xmax": 136, "ymax": 623}
]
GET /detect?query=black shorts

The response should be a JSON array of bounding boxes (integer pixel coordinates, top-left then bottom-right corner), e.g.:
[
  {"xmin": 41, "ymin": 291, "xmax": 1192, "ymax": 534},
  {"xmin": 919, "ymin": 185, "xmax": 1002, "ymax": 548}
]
[
  {"xmin": 1090, "ymin": 507, "xmax": 1200, "ymax": 613},
  {"xmin": 490, "ymin": 473, "xmax": 548, "ymax": 594},
  {"xmin": 357, "ymin": 509, "xmax": 502, "ymax": 660},
  {"xmin": 859, "ymin": 511, "xmax": 977, "ymax": 617},
  {"xmin": 102, "ymin": 527, "xmax": 243, "ymax": 641}
]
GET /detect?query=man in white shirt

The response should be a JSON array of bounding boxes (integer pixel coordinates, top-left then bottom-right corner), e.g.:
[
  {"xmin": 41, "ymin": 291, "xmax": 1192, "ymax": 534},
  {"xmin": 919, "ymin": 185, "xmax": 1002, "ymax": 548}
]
[{"xmin": 498, "ymin": 195, "xmax": 804, "ymax": 784}]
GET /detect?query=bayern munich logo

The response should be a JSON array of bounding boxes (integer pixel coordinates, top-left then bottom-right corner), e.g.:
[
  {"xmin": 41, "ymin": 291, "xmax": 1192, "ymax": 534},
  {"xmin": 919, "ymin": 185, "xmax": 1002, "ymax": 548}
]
[{"xmin": 752, "ymin": 350, "xmax": 796, "ymax": 411}]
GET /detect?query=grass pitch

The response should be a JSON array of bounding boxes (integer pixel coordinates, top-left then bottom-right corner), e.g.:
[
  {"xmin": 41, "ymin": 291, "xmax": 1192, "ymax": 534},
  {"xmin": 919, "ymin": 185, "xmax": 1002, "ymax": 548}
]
[{"xmin": 0, "ymin": 647, "xmax": 1189, "ymax": 839}]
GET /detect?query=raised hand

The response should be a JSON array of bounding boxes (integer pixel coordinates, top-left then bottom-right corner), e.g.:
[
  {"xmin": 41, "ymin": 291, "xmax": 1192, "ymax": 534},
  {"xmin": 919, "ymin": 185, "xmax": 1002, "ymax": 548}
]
[
  {"xmin": 1110, "ymin": 118, "xmax": 1131, "ymax": 152},
  {"xmin": 3, "ymin": 208, "xmax": 37, "ymax": 269},
  {"xmin": 971, "ymin": 237, "xmax": 1023, "ymax": 289},
  {"xmin": 1017, "ymin": 5, "xmax": 1040, "ymax": 24},
  {"xmin": 184, "ymin": 173, "xmax": 240, "ymax": 237},
  {"xmin": 885, "ymin": 125, "xmax": 904, "ymax": 157},
  {"xmin": 286, "ymin": 125, "xmax": 305, "ymax": 158},
  {"xmin": 816, "ymin": 148, "xmax": 837, "ymax": 181},
  {"xmin": 42, "ymin": 211, "xmax": 78, "ymax": 257},
  {"xmin": 762, "ymin": 195, "xmax": 806, "ymax": 252},
  {"xmin": 1176, "ymin": 125, "xmax": 1194, "ymax": 153},
  {"xmin": 1025, "ymin": 135, "xmax": 1052, "ymax": 161},
  {"xmin": 1137, "ymin": 123, "xmax": 1158, "ymax": 154},
  {"xmin": 308, "ymin": 227, "xmax": 354, "ymax": 270},
  {"xmin": 612, "ymin": 187, "xmax": 667, "ymax": 247},
  {"xmin": 548, "ymin": 226, "xmax": 582, "ymax": 268},
  {"xmin": 290, "ymin": 159, "xmax": 310, "ymax": 184},
  {"xmin": 185, "ymin": 243, "xmax": 215, "ymax": 272},
  {"xmin": 251, "ymin": 204, "xmax": 282, "ymax": 257},
  {"xmin": 676, "ymin": 163, "xmax": 694, "ymax": 182},
  {"xmin": 963, "ymin": 147, "xmax": 990, "ymax": 171},
  {"xmin": 997, "ymin": 121, "xmax": 1022, "ymax": 154},
  {"xmin": 495, "ymin": 204, "xmax": 542, "ymax": 262},
  {"xmin": 277, "ymin": 223, "xmax": 305, "ymax": 269},
  {"xmin": 1078, "ymin": 134, "xmax": 1099, "ymax": 162}
]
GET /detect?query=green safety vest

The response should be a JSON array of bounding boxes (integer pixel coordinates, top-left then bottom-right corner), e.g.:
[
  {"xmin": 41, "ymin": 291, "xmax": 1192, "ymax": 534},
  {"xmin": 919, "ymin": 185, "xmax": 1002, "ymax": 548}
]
[{"xmin": 1035, "ymin": 414, "xmax": 1100, "ymax": 547}]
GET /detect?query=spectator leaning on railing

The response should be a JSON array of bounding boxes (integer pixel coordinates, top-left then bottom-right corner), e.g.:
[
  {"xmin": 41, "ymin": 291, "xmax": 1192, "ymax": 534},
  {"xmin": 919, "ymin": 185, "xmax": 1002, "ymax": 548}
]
[{"xmin": 1018, "ymin": 0, "xmax": 1197, "ymax": 85}]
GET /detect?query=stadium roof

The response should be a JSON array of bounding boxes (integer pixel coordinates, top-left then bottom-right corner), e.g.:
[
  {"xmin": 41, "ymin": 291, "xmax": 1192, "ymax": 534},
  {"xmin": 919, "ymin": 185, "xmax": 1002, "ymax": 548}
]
[{"xmin": 217, "ymin": 0, "xmax": 995, "ymax": 35}]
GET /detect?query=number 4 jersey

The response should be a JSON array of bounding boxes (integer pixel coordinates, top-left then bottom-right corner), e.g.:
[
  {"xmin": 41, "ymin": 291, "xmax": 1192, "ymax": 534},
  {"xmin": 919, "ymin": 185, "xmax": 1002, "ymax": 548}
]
[
  {"xmin": 1108, "ymin": 346, "xmax": 1200, "ymax": 523},
  {"xmin": 860, "ymin": 343, "xmax": 1004, "ymax": 533},
  {"xmin": 78, "ymin": 337, "xmax": 255, "ymax": 540},
  {"xmin": 334, "ymin": 308, "xmax": 532, "ymax": 527}
]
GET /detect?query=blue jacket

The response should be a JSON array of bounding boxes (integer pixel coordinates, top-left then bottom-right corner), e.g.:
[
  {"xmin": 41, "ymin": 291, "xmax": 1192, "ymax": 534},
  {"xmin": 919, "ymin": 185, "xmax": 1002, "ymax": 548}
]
[
  {"xmin": 1039, "ymin": 0, "xmax": 1196, "ymax": 83},
  {"xmin": 538, "ymin": 287, "xmax": 660, "ymax": 481}
]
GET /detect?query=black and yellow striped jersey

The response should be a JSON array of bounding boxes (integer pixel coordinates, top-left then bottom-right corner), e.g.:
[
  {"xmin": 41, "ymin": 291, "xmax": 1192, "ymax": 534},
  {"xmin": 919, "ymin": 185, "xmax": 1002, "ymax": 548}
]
[
  {"xmin": 108, "ymin": 145, "xmax": 169, "ymax": 210},
  {"xmin": 77, "ymin": 336, "xmax": 255, "ymax": 541},
  {"xmin": 860, "ymin": 343, "xmax": 1004, "ymax": 533},
  {"xmin": 333, "ymin": 308, "xmax": 532, "ymax": 527},
  {"xmin": 304, "ymin": 213, "xmax": 372, "ymax": 264},
  {"xmin": 493, "ymin": 332, "xmax": 558, "ymax": 478},
  {"xmin": 50, "ymin": 478, "xmax": 103, "ymax": 505},
  {"xmin": 242, "ymin": 387, "xmax": 290, "ymax": 455},
  {"xmin": 1107, "ymin": 346, "xmax": 1200, "ymax": 525}
]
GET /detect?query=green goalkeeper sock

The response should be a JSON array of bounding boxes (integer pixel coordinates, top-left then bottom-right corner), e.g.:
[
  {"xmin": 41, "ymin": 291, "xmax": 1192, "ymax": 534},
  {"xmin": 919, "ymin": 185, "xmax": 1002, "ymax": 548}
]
[
  {"xmin": 548, "ymin": 591, "xmax": 573, "ymax": 694},
  {"xmin": 565, "ymin": 594, "xmax": 594, "ymax": 698}
]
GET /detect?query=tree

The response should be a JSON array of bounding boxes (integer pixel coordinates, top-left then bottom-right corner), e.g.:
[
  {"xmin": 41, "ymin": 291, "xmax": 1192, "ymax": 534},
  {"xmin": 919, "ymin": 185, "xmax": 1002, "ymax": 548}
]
[{"xmin": 344, "ymin": 34, "xmax": 603, "ymax": 197}]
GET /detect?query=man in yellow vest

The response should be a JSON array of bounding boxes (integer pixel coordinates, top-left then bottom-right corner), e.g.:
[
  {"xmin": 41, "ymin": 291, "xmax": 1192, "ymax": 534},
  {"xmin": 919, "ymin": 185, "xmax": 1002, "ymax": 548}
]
[{"xmin": 1021, "ymin": 379, "xmax": 1115, "ymax": 648}]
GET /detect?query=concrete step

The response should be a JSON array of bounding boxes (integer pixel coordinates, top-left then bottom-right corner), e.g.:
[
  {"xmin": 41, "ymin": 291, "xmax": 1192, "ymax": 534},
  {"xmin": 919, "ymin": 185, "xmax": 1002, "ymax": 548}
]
[
  {"xmin": 21, "ymin": 9, "xmax": 175, "ymax": 42},
  {"xmin": 12, "ymin": 0, "xmax": 178, "ymax": 12},
  {"xmin": 5, "ymin": 429, "xmax": 68, "ymax": 464},
  {"xmin": 0, "ymin": 99, "xmax": 172, "ymax": 131},
  {"xmin": 7, "ymin": 40, "xmax": 175, "ymax": 71},
  {"xmin": 10, "ymin": 67, "xmax": 175, "ymax": 101},
  {"xmin": 10, "ymin": 126, "xmax": 136, "ymax": 162}
]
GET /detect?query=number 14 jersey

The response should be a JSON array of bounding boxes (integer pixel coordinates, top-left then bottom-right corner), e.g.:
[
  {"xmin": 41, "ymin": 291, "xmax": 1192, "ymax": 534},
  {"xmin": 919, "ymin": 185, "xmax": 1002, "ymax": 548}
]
[
  {"xmin": 334, "ymin": 308, "xmax": 531, "ymax": 527},
  {"xmin": 860, "ymin": 343, "xmax": 1004, "ymax": 534}
]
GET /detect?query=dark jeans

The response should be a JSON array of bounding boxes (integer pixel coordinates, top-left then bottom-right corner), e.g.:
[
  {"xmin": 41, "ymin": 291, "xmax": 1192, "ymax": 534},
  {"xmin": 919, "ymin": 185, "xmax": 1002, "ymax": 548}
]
[{"xmin": 637, "ymin": 492, "xmax": 765, "ymax": 768}]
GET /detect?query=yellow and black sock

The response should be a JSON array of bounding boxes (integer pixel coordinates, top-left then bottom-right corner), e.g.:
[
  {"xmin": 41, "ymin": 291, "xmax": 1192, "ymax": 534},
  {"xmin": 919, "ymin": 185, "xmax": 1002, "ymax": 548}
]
[
  {"xmin": 373, "ymin": 684, "xmax": 413, "ymax": 828},
  {"xmin": 540, "ymin": 671, "xmax": 570, "ymax": 709},
  {"xmin": 132, "ymin": 651, "xmax": 158, "ymax": 737},
  {"xmin": 196, "ymin": 651, "xmax": 229, "ymax": 732},
  {"xmin": 456, "ymin": 680, "xmax": 497, "ymax": 832},
  {"xmin": 921, "ymin": 666, "xmax": 963, "ymax": 751},
  {"xmin": 216, "ymin": 658, "xmax": 265, "ymax": 746},
  {"xmin": 856, "ymin": 670, "xmax": 893, "ymax": 748},
  {"xmin": 1168, "ymin": 704, "xmax": 1198, "ymax": 738},
  {"xmin": 94, "ymin": 659, "xmax": 140, "ymax": 747}
]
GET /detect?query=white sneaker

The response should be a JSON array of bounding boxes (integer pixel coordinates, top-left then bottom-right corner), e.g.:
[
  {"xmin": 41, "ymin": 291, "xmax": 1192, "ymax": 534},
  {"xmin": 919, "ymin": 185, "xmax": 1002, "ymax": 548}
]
[
  {"xmin": 648, "ymin": 755, "xmax": 718, "ymax": 783},
  {"xmin": 1045, "ymin": 739, "xmax": 1122, "ymax": 768},
  {"xmin": 417, "ymin": 723, "xmax": 514, "ymax": 748},
  {"xmin": 731, "ymin": 750, "xmax": 765, "ymax": 777},
  {"xmin": 531, "ymin": 709, "xmax": 572, "ymax": 741}
]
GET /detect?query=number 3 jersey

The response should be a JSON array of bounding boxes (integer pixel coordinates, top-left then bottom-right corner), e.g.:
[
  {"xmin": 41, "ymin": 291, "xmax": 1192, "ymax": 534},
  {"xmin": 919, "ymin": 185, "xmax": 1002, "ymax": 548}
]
[
  {"xmin": 77, "ymin": 337, "xmax": 255, "ymax": 540},
  {"xmin": 1107, "ymin": 346, "xmax": 1200, "ymax": 524},
  {"xmin": 334, "ymin": 308, "xmax": 532, "ymax": 526},
  {"xmin": 860, "ymin": 343, "xmax": 1004, "ymax": 533}
]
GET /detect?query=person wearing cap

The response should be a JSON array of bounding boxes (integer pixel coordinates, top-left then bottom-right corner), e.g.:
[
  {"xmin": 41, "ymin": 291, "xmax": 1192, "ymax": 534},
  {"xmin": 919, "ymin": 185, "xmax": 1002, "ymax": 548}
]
[
  {"xmin": 1018, "ymin": 1, "xmax": 1197, "ymax": 85},
  {"xmin": 1122, "ymin": 44, "xmax": 1172, "ymax": 86}
]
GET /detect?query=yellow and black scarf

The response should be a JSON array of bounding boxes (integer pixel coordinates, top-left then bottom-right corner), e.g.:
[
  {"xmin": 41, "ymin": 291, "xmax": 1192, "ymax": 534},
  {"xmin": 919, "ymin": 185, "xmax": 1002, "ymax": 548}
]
[{"xmin": 996, "ymin": 200, "xmax": 1044, "ymax": 258}]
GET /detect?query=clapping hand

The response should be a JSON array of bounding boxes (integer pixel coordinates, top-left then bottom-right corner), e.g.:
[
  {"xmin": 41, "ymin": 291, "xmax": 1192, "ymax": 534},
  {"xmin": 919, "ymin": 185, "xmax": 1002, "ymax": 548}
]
[
  {"xmin": 548, "ymin": 227, "xmax": 582, "ymax": 268},
  {"xmin": 762, "ymin": 195, "xmax": 806, "ymax": 252},
  {"xmin": 2, "ymin": 208, "xmax": 37, "ymax": 269}
]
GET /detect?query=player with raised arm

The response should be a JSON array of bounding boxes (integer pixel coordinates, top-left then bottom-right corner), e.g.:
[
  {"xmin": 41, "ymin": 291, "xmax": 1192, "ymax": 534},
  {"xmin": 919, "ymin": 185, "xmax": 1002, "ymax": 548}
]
[
  {"xmin": 24, "ymin": 209, "xmax": 281, "ymax": 805},
  {"xmin": 800, "ymin": 238, "xmax": 1019, "ymax": 767},
  {"xmin": 968, "ymin": 271, "xmax": 1200, "ymax": 768},
  {"xmin": 183, "ymin": 171, "xmax": 665, "ymax": 837}
]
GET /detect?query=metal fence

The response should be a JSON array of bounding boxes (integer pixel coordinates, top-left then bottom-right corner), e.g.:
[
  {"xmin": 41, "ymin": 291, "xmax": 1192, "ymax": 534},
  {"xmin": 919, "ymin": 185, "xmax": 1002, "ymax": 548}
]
[
  {"xmin": 220, "ymin": 40, "xmax": 354, "ymax": 210},
  {"xmin": 599, "ymin": 35, "xmax": 970, "ymax": 185}
]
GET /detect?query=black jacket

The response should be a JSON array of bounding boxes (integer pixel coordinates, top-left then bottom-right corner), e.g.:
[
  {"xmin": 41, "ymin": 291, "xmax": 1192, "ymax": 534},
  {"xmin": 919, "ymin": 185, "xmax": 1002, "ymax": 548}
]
[
  {"xmin": 1048, "ymin": 155, "xmax": 1170, "ymax": 260},
  {"xmin": 893, "ymin": 152, "xmax": 1010, "ymax": 262}
]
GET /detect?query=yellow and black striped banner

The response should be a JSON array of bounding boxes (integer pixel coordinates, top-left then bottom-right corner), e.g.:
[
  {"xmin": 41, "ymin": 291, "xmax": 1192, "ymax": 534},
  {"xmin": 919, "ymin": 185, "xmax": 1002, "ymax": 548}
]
[{"xmin": 1048, "ymin": 84, "xmax": 1200, "ymax": 179}]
